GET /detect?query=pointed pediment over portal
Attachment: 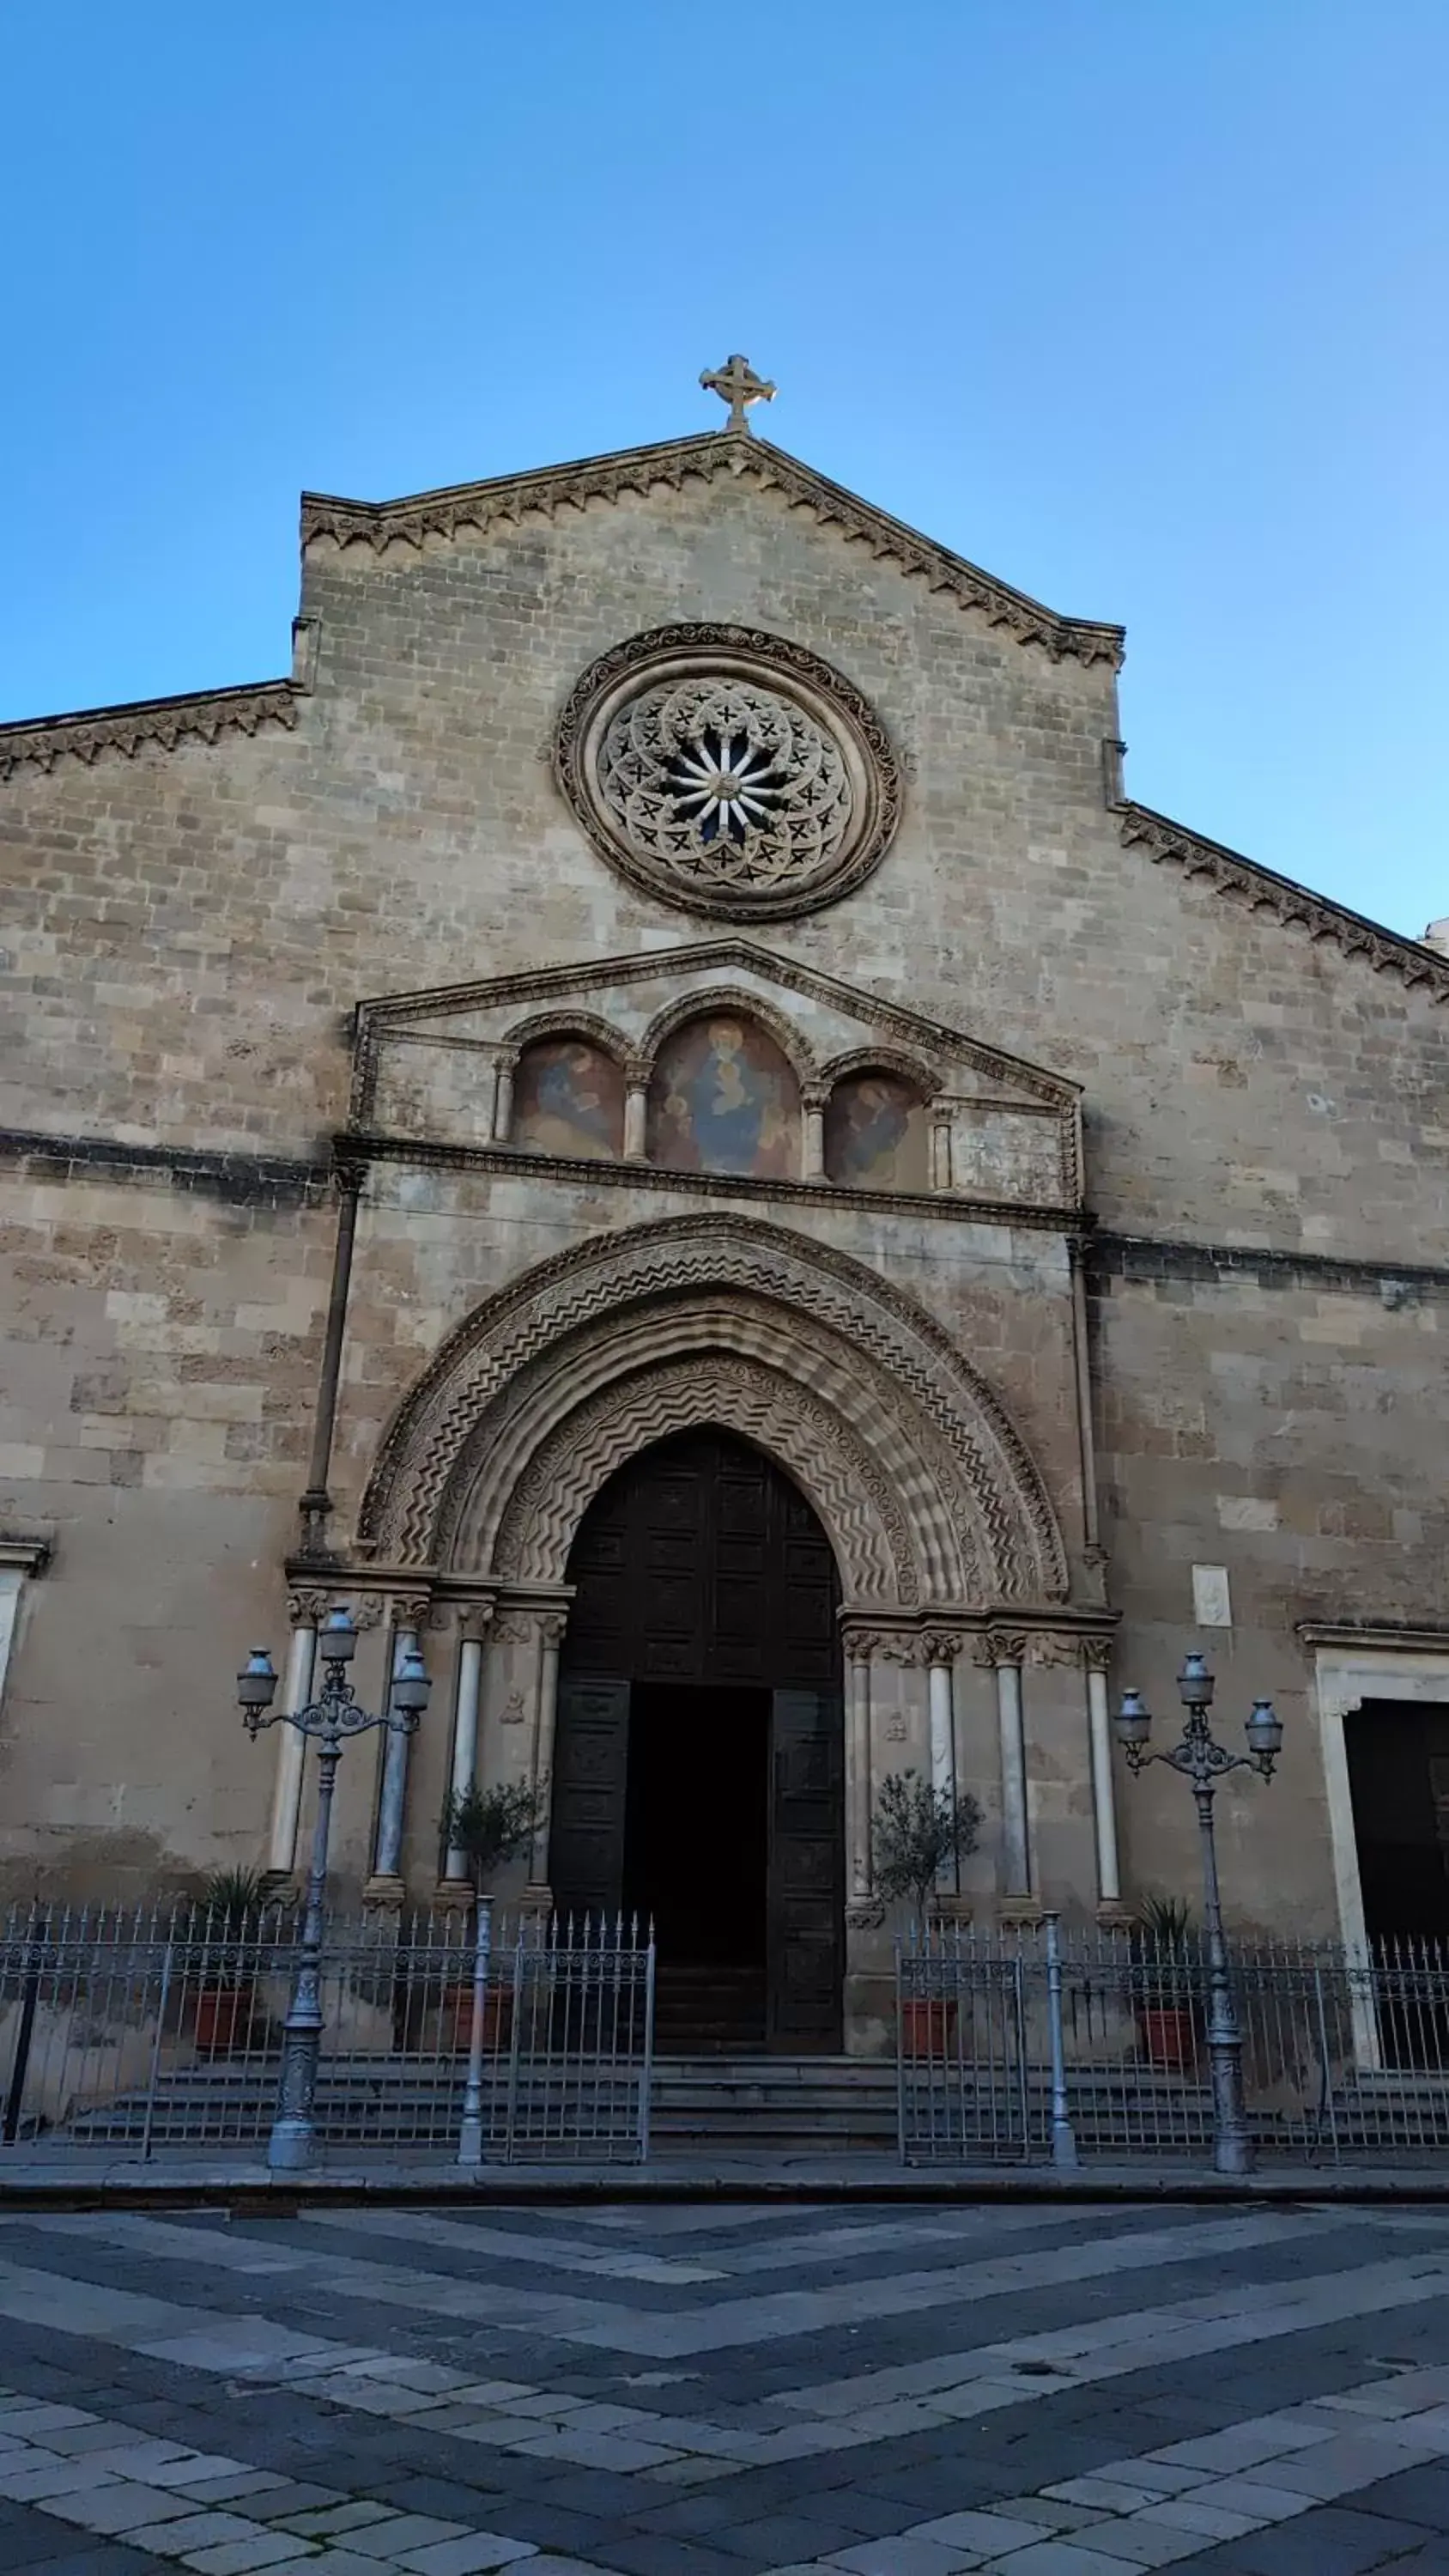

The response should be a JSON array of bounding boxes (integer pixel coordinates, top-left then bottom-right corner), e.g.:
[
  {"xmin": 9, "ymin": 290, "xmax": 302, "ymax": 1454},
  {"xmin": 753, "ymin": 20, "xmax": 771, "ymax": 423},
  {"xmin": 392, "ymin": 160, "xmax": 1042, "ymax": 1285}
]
[{"xmin": 349, "ymin": 939, "xmax": 1083, "ymax": 1217}]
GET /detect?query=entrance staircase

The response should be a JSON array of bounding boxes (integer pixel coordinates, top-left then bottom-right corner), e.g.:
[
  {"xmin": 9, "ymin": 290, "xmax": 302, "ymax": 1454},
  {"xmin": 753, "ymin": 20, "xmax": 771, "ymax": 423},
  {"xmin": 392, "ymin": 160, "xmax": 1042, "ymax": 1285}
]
[{"xmin": 651, "ymin": 2057, "xmax": 896, "ymax": 2155}]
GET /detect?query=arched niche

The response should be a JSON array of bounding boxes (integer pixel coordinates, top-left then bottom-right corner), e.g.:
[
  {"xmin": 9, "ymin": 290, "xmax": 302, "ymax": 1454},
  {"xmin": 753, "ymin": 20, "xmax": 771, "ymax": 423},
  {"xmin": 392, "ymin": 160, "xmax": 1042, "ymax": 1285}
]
[
  {"xmin": 824, "ymin": 1067, "xmax": 929, "ymax": 1190},
  {"xmin": 512, "ymin": 1033, "xmax": 625, "ymax": 1160},
  {"xmin": 646, "ymin": 1011, "xmax": 801, "ymax": 1179}
]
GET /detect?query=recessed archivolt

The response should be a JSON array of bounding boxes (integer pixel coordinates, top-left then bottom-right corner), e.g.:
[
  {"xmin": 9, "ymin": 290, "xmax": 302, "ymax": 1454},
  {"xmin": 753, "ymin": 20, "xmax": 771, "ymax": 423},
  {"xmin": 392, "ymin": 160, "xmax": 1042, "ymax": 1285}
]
[
  {"xmin": 439, "ymin": 1297, "xmax": 961, "ymax": 1601},
  {"xmin": 358, "ymin": 1211, "xmax": 1069, "ymax": 1605},
  {"xmin": 479, "ymin": 1351, "xmax": 909, "ymax": 1599}
]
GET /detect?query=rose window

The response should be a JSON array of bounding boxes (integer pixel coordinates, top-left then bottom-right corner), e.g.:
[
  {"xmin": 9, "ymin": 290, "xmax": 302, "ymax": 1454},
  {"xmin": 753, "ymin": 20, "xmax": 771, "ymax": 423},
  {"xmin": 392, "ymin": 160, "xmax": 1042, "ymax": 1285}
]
[
  {"xmin": 597, "ymin": 679, "xmax": 852, "ymax": 890},
  {"xmin": 555, "ymin": 624, "xmax": 900, "ymax": 921}
]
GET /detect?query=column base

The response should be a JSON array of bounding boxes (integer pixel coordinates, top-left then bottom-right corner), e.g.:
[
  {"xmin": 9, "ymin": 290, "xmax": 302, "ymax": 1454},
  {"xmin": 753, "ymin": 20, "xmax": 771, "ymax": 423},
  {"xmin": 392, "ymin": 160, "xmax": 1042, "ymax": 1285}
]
[
  {"xmin": 260, "ymin": 1873, "xmax": 300, "ymax": 1906},
  {"xmin": 928, "ymin": 1895, "xmax": 974, "ymax": 1925},
  {"xmin": 361, "ymin": 1874, "xmax": 406, "ymax": 1911},
  {"xmin": 1095, "ymin": 1901, "xmax": 1136, "ymax": 1931},
  {"xmin": 430, "ymin": 1880, "xmax": 476, "ymax": 1911},
  {"xmin": 998, "ymin": 1894, "xmax": 1045, "ymax": 1929}
]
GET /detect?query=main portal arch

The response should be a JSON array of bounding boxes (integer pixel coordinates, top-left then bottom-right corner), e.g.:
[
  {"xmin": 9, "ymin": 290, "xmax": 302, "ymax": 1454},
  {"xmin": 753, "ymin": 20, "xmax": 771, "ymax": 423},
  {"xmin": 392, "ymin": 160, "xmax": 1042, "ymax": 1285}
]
[
  {"xmin": 358, "ymin": 1211, "xmax": 1069, "ymax": 1610},
  {"xmin": 552, "ymin": 1426, "xmax": 844, "ymax": 2051}
]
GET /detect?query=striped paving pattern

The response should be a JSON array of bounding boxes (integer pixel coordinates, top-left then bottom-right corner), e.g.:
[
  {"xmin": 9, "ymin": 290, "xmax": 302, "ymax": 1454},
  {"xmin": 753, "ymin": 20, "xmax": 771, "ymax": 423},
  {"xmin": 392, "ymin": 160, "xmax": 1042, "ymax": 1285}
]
[{"xmin": 0, "ymin": 2201, "xmax": 1445, "ymax": 2572}]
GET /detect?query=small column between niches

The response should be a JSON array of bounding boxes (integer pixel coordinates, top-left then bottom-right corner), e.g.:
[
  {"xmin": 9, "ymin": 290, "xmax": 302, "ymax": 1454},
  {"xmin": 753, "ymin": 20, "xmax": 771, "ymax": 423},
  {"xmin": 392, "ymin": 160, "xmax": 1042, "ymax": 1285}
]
[
  {"xmin": 803, "ymin": 1085, "xmax": 828, "ymax": 1182},
  {"xmin": 623, "ymin": 1058, "xmax": 649, "ymax": 1161}
]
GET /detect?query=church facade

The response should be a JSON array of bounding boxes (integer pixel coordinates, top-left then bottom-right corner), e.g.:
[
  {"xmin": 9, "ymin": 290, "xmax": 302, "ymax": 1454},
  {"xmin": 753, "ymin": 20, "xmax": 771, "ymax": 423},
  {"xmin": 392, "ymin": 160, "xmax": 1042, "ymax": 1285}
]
[{"xmin": 2, "ymin": 367, "xmax": 1446, "ymax": 2052}]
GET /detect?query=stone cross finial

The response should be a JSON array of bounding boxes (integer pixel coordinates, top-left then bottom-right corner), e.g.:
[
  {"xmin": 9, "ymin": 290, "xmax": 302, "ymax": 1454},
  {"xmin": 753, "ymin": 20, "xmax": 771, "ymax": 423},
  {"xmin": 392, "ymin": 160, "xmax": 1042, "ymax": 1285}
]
[{"xmin": 700, "ymin": 353, "xmax": 775, "ymax": 434}]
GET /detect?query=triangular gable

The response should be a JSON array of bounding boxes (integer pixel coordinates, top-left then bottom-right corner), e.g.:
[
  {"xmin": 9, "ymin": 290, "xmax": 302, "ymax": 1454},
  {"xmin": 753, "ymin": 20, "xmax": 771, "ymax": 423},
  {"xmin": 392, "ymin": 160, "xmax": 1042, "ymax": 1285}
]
[
  {"xmin": 350, "ymin": 935, "xmax": 1081, "ymax": 1115},
  {"xmin": 302, "ymin": 430, "xmax": 1125, "ymax": 671}
]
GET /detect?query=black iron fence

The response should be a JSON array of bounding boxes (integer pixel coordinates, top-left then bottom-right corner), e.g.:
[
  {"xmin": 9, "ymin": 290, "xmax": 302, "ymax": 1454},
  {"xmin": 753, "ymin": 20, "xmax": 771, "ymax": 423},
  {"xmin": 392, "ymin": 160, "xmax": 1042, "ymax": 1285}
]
[
  {"xmin": 898, "ymin": 1923, "xmax": 1449, "ymax": 2166},
  {"xmin": 0, "ymin": 1905, "xmax": 654, "ymax": 2164}
]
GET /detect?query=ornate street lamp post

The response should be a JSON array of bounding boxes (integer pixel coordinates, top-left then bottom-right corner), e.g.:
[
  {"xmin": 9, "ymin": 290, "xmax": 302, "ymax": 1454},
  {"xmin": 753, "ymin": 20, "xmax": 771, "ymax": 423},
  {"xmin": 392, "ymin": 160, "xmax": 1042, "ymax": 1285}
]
[
  {"xmin": 238, "ymin": 1606, "xmax": 431, "ymax": 2172},
  {"xmin": 1113, "ymin": 1652, "xmax": 1282, "ymax": 2176}
]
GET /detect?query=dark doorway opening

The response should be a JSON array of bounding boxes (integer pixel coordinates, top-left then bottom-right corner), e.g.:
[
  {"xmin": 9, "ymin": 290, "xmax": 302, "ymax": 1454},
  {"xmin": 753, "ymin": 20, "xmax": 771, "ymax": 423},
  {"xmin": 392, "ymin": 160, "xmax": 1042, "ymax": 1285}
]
[
  {"xmin": 1345, "ymin": 1699, "xmax": 1449, "ymax": 2068},
  {"xmin": 626, "ymin": 1685, "xmax": 770, "ymax": 2048},
  {"xmin": 549, "ymin": 1427, "xmax": 845, "ymax": 2053}
]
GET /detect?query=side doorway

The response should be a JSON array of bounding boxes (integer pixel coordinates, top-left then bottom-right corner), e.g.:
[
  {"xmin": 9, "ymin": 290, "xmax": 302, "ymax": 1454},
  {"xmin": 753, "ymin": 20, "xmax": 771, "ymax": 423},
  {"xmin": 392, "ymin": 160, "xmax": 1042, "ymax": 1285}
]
[{"xmin": 1344, "ymin": 1699, "xmax": 1449, "ymax": 2068}]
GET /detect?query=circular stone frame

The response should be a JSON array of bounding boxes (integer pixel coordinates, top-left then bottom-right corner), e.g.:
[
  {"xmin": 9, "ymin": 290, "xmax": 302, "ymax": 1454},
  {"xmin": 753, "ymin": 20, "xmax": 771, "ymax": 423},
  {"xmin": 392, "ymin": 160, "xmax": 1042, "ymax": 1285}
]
[{"xmin": 554, "ymin": 623, "xmax": 901, "ymax": 921}]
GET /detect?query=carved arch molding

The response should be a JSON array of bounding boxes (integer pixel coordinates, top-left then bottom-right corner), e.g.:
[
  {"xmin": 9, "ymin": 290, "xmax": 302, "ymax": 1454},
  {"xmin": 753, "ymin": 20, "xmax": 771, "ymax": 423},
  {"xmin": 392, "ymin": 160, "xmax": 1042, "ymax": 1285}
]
[{"xmin": 357, "ymin": 1212, "xmax": 1068, "ymax": 1609}]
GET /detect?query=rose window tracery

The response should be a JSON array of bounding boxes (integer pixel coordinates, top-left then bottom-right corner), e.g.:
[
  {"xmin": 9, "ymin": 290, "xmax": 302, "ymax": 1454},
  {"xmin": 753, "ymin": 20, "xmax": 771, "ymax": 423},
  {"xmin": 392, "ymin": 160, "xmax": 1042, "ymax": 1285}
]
[
  {"xmin": 597, "ymin": 678, "xmax": 852, "ymax": 892},
  {"xmin": 555, "ymin": 624, "xmax": 900, "ymax": 921}
]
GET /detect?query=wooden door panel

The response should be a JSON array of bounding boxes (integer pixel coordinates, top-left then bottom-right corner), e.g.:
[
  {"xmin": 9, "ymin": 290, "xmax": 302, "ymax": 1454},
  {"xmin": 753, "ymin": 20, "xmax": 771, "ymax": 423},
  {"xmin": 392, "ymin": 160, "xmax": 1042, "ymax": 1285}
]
[
  {"xmin": 549, "ymin": 1677, "xmax": 629, "ymax": 1923},
  {"xmin": 769, "ymin": 1688, "xmax": 845, "ymax": 2050}
]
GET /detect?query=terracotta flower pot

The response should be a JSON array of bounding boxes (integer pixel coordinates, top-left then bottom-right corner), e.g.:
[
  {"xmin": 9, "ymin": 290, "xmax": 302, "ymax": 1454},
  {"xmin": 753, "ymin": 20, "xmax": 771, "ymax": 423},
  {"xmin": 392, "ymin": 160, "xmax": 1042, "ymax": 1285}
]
[
  {"xmin": 1141, "ymin": 2005, "xmax": 1197, "ymax": 2070},
  {"xmin": 440, "ymin": 1985, "xmax": 514, "ymax": 2054},
  {"xmin": 194, "ymin": 1986, "xmax": 252, "ymax": 2055},
  {"xmin": 900, "ymin": 1996, "xmax": 958, "ymax": 2057}
]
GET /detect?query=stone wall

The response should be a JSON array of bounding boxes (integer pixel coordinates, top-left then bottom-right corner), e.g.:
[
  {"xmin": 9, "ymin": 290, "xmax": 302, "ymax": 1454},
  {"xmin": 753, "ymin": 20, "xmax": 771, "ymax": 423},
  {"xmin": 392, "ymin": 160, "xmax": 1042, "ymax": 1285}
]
[{"xmin": 1, "ymin": 448, "xmax": 1446, "ymax": 1917}]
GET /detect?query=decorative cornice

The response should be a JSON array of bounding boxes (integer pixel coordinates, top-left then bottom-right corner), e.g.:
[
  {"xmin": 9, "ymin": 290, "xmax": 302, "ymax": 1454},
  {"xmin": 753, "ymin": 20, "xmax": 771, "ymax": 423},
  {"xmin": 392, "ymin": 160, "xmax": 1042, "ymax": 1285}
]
[
  {"xmin": 1090, "ymin": 1231, "xmax": 1449, "ymax": 1301},
  {"xmin": 302, "ymin": 433, "xmax": 1125, "ymax": 669},
  {"xmin": 1296, "ymin": 1619, "xmax": 1449, "ymax": 1655},
  {"xmin": 1119, "ymin": 803, "xmax": 1449, "ymax": 1004},
  {"xmin": 0, "ymin": 1534, "xmax": 52, "ymax": 1577},
  {"xmin": 0, "ymin": 680, "xmax": 300, "ymax": 785},
  {"xmin": 0, "ymin": 1125, "xmax": 331, "ymax": 1209},
  {"xmin": 346, "ymin": 1127, "xmax": 1083, "ymax": 1235}
]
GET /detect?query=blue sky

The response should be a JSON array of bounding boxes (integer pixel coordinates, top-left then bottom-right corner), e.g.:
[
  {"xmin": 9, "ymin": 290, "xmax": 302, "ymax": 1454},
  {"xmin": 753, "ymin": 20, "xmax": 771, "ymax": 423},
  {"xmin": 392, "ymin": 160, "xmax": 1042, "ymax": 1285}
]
[{"xmin": 3, "ymin": 2, "xmax": 1445, "ymax": 937}]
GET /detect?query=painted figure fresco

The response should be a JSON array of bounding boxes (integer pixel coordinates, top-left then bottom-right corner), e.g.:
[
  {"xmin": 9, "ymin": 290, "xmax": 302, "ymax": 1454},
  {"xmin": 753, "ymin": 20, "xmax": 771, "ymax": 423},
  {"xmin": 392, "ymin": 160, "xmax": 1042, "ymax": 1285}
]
[
  {"xmin": 823, "ymin": 1070, "xmax": 928, "ymax": 1190},
  {"xmin": 512, "ymin": 1037, "xmax": 624, "ymax": 1159},
  {"xmin": 647, "ymin": 1014, "xmax": 800, "ymax": 1178}
]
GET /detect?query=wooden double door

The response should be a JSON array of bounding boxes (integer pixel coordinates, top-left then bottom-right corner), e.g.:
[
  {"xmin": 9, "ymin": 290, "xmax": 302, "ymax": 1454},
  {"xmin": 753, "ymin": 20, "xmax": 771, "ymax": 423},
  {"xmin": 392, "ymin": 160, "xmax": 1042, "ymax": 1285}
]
[{"xmin": 549, "ymin": 1429, "xmax": 845, "ymax": 2051}]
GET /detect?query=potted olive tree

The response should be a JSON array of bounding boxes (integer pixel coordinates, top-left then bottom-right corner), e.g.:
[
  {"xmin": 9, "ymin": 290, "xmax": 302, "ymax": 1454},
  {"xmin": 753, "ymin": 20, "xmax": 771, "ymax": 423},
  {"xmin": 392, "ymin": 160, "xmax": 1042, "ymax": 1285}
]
[
  {"xmin": 873, "ymin": 1771, "xmax": 983, "ymax": 2051},
  {"xmin": 1133, "ymin": 1893, "xmax": 1199, "ymax": 2070},
  {"xmin": 192, "ymin": 1865, "xmax": 269, "ymax": 2056},
  {"xmin": 440, "ymin": 1782, "xmax": 545, "ymax": 2052}
]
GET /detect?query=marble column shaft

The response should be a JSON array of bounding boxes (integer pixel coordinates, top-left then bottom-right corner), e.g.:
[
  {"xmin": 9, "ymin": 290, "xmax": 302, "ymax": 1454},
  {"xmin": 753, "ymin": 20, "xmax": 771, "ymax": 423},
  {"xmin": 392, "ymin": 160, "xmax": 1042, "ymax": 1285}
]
[
  {"xmin": 1086, "ymin": 1658, "xmax": 1122, "ymax": 1905},
  {"xmin": 994, "ymin": 1653, "xmax": 1033, "ymax": 1896},
  {"xmin": 444, "ymin": 1628, "xmax": 486, "ymax": 1882},
  {"xmin": 373, "ymin": 1620, "xmax": 419, "ymax": 1881},
  {"xmin": 266, "ymin": 1613, "xmax": 318, "ymax": 1880}
]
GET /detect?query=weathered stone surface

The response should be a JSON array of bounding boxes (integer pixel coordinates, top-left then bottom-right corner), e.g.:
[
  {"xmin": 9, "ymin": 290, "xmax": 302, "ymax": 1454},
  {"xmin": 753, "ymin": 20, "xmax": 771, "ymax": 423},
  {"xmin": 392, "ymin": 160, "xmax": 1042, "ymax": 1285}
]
[{"xmin": 0, "ymin": 430, "xmax": 1444, "ymax": 1932}]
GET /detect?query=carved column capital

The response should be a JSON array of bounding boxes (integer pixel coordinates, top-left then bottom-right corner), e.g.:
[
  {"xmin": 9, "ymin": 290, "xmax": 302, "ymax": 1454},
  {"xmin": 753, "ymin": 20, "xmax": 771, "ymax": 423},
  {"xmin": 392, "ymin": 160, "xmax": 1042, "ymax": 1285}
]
[
  {"xmin": 919, "ymin": 1625, "xmax": 968, "ymax": 1668},
  {"xmin": 389, "ymin": 1591, "xmax": 433, "ymax": 1633},
  {"xmin": 979, "ymin": 1625, "xmax": 1028, "ymax": 1669},
  {"xmin": 1028, "ymin": 1630, "xmax": 1085, "ymax": 1668},
  {"xmin": 458, "ymin": 1602, "xmax": 495, "ymax": 1644},
  {"xmin": 536, "ymin": 1611, "xmax": 568, "ymax": 1649},
  {"xmin": 847, "ymin": 1625, "xmax": 921, "ymax": 1665},
  {"xmin": 1081, "ymin": 1633, "xmax": 1115, "ymax": 1674},
  {"xmin": 286, "ymin": 1589, "xmax": 330, "ymax": 1627}
]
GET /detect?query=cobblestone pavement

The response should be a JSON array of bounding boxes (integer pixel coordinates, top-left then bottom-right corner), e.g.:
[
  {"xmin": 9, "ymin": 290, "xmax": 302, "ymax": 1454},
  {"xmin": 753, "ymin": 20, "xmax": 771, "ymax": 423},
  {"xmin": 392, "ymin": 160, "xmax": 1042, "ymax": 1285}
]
[{"xmin": 0, "ymin": 2202, "xmax": 1446, "ymax": 2573}]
